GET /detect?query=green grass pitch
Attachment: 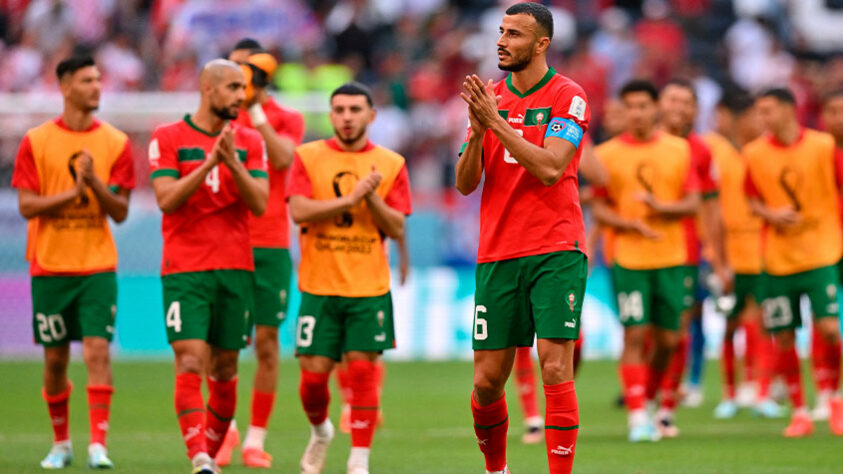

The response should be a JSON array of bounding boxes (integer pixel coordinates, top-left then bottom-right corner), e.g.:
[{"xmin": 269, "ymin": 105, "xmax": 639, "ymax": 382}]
[{"xmin": 1, "ymin": 359, "xmax": 841, "ymax": 473}]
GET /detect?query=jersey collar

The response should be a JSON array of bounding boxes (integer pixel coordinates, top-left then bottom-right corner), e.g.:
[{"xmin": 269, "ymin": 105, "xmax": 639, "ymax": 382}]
[
  {"xmin": 767, "ymin": 128, "xmax": 805, "ymax": 148},
  {"xmin": 619, "ymin": 131, "xmax": 660, "ymax": 144},
  {"xmin": 505, "ymin": 66, "xmax": 556, "ymax": 99},
  {"xmin": 325, "ymin": 137, "xmax": 376, "ymax": 153},
  {"xmin": 183, "ymin": 114, "xmax": 222, "ymax": 137},
  {"xmin": 54, "ymin": 116, "xmax": 100, "ymax": 132}
]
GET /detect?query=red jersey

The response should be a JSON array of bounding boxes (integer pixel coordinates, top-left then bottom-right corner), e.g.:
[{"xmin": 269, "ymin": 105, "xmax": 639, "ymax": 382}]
[
  {"xmin": 233, "ymin": 98, "xmax": 305, "ymax": 248},
  {"xmin": 682, "ymin": 132, "xmax": 718, "ymax": 265},
  {"xmin": 148, "ymin": 115, "xmax": 268, "ymax": 275},
  {"xmin": 460, "ymin": 67, "xmax": 590, "ymax": 263}
]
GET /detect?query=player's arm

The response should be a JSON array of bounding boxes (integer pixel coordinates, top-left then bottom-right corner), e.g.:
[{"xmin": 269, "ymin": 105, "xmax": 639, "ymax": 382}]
[
  {"xmin": 462, "ymin": 75, "xmax": 577, "ymax": 186},
  {"xmin": 640, "ymin": 191, "xmax": 701, "ymax": 219},
  {"xmin": 700, "ymin": 196, "xmax": 732, "ymax": 288},
  {"xmin": 591, "ymin": 192, "xmax": 660, "ymax": 239},
  {"xmin": 455, "ymin": 110, "xmax": 485, "ymax": 195},
  {"xmin": 77, "ymin": 150, "xmax": 131, "ymax": 223},
  {"xmin": 18, "ymin": 187, "xmax": 84, "ymax": 219},
  {"xmin": 578, "ymin": 139, "xmax": 608, "ymax": 187},
  {"xmin": 745, "ymin": 170, "xmax": 800, "ymax": 229},
  {"xmin": 151, "ymin": 138, "xmax": 218, "ymax": 214},
  {"xmin": 289, "ymin": 167, "xmax": 380, "ymax": 224},
  {"xmin": 249, "ymin": 106, "xmax": 296, "ymax": 170}
]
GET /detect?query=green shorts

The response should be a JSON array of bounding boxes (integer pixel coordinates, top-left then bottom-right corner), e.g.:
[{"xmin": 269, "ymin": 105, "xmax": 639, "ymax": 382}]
[
  {"xmin": 728, "ymin": 273, "xmax": 765, "ymax": 320},
  {"xmin": 762, "ymin": 265, "xmax": 839, "ymax": 332},
  {"xmin": 252, "ymin": 248, "xmax": 292, "ymax": 327},
  {"xmin": 472, "ymin": 251, "xmax": 588, "ymax": 350},
  {"xmin": 162, "ymin": 270, "xmax": 254, "ymax": 350},
  {"xmin": 294, "ymin": 292, "xmax": 395, "ymax": 361},
  {"xmin": 31, "ymin": 272, "xmax": 117, "ymax": 347},
  {"xmin": 681, "ymin": 265, "xmax": 699, "ymax": 309},
  {"xmin": 612, "ymin": 265, "xmax": 691, "ymax": 331}
]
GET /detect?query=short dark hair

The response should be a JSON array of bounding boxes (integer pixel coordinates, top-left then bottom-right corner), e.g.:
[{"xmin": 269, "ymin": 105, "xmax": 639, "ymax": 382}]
[
  {"xmin": 233, "ymin": 38, "xmax": 262, "ymax": 52},
  {"xmin": 331, "ymin": 82, "xmax": 374, "ymax": 107},
  {"xmin": 620, "ymin": 79, "xmax": 659, "ymax": 102},
  {"xmin": 823, "ymin": 89, "xmax": 843, "ymax": 106},
  {"xmin": 56, "ymin": 55, "xmax": 95, "ymax": 80},
  {"xmin": 664, "ymin": 78, "xmax": 698, "ymax": 102},
  {"xmin": 718, "ymin": 89, "xmax": 754, "ymax": 115},
  {"xmin": 758, "ymin": 87, "xmax": 796, "ymax": 105},
  {"xmin": 505, "ymin": 2, "xmax": 554, "ymax": 40}
]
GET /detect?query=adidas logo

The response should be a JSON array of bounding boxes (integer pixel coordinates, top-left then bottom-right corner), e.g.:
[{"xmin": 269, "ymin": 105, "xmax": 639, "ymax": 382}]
[{"xmin": 551, "ymin": 444, "xmax": 574, "ymax": 456}]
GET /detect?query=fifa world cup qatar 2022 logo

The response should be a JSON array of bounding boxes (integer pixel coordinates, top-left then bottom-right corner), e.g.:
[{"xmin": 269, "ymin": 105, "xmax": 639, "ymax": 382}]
[
  {"xmin": 332, "ymin": 170, "xmax": 358, "ymax": 227},
  {"xmin": 67, "ymin": 151, "xmax": 89, "ymax": 207}
]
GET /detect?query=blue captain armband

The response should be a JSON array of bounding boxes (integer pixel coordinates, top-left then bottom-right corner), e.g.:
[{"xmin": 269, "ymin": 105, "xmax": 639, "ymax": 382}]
[{"xmin": 545, "ymin": 117, "xmax": 583, "ymax": 148}]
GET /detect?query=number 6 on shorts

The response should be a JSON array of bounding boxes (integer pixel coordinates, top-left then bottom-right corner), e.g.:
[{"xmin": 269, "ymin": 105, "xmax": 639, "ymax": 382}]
[{"xmin": 473, "ymin": 305, "xmax": 488, "ymax": 341}]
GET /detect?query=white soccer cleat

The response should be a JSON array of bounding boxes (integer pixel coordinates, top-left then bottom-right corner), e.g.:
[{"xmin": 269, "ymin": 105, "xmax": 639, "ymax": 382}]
[
  {"xmin": 40, "ymin": 441, "xmax": 73, "ymax": 469},
  {"xmin": 301, "ymin": 420, "xmax": 335, "ymax": 474},
  {"xmin": 811, "ymin": 391, "xmax": 832, "ymax": 421},
  {"xmin": 627, "ymin": 410, "xmax": 660, "ymax": 442},
  {"xmin": 191, "ymin": 452, "xmax": 218, "ymax": 474},
  {"xmin": 735, "ymin": 382, "xmax": 757, "ymax": 408},
  {"xmin": 713, "ymin": 400, "xmax": 739, "ymax": 419},
  {"xmin": 87, "ymin": 443, "xmax": 114, "ymax": 469},
  {"xmin": 486, "ymin": 466, "xmax": 511, "ymax": 474},
  {"xmin": 656, "ymin": 409, "xmax": 680, "ymax": 438},
  {"xmin": 753, "ymin": 398, "xmax": 786, "ymax": 419},
  {"xmin": 348, "ymin": 466, "xmax": 369, "ymax": 474},
  {"xmin": 681, "ymin": 385, "xmax": 704, "ymax": 408}
]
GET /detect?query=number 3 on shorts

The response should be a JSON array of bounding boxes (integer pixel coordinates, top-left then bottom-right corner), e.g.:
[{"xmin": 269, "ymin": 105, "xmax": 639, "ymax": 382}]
[
  {"xmin": 473, "ymin": 305, "xmax": 488, "ymax": 341},
  {"xmin": 297, "ymin": 315, "xmax": 316, "ymax": 347},
  {"xmin": 166, "ymin": 301, "xmax": 182, "ymax": 333}
]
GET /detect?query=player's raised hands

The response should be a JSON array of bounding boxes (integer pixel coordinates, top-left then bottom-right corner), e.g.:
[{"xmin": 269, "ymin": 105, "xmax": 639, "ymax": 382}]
[
  {"xmin": 349, "ymin": 165, "xmax": 382, "ymax": 205},
  {"xmin": 767, "ymin": 206, "xmax": 801, "ymax": 230},
  {"xmin": 216, "ymin": 124, "xmax": 238, "ymax": 167},
  {"xmin": 628, "ymin": 219, "xmax": 662, "ymax": 240},
  {"xmin": 461, "ymin": 75, "xmax": 502, "ymax": 128},
  {"xmin": 78, "ymin": 149, "xmax": 96, "ymax": 185}
]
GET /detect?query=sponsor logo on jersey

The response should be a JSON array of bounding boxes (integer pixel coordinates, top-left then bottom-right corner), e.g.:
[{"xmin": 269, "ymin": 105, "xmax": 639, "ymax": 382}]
[
  {"xmin": 375, "ymin": 332, "xmax": 387, "ymax": 342},
  {"xmin": 508, "ymin": 113, "xmax": 524, "ymax": 124}
]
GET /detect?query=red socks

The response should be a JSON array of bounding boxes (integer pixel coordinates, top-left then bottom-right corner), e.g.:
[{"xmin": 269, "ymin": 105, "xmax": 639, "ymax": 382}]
[
  {"xmin": 300, "ymin": 370, "xmax": 331, "ymax": 426},
  {"xmin": 349, "ymin": 360, "xmax": 379, "ymax": 448},
  {"xmin": 777, "ymin": 346, "xmax": 805, "ymax": 409},
  {"xmin": 471, "ymin": 391, "xmax": 508, "ymax": 472},
  {"xmin": 205, "ymin": 377, "xmax": 237, "ymax": 458},
  {"xmin": 250, "ymin": 389, "xmax": 276, "ymax": 429},
  {"xmin": 87, "ymin": 385, "xmax": 113, "ymax": 446},
  {"xmin": 336, "ymin": 364, "xmax": 353, "ymax": 405},
  {"xmin": 660, "ymin": 334, "xmax": 689, "ymax": 410},
  {"xmin": 812, "ymin": 327, "xmax": 842, "ymax": 392},
  {"xmin": 755, "ymin": 335, "xmax": 775, "ymax": 400},
  {"xmin": 645, "ymin": 365, "xmax": 666, "ymax": 403},
  {"xmin": 620, "ymin": 364, "xmax": 647, "ymax": 411},
  {"xmin": 43, "ymin": 383, "xmax": 72, "ymax": 443},
  {"xmin": 544, "ymin": 381, "xmax": 578, "ymax": 474},
  {"xmin": 722, "ymin": 337, "xmax": 737, "ymax": 399},
  {"xmin": 514, "ymin": 347, "xmax": 540, "ymax": 420},
  {"xmin": 174, "ymin": 373, "xmax": 207, "ymax": 459}
]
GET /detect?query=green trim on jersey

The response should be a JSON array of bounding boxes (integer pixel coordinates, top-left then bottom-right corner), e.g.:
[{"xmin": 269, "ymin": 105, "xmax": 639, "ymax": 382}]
[
  {"xmin": 183, "ymin": 114, "xmax": 221, "ymax": 137},
  {"xmin": 506, "ymin": 66, "xmax": 556, "ymax": 98},
  {"xmin": 236, "ymin": 149, "xmax": 247, "ymax": 163},
  {"xmin": 249, "ymin": 170, "xmax": 268, "ymax": 179},
  {"xmin": 702, "ymin": 191, "xmax": 720, "ymax": 200},
  {"xmin": 151, "ymin": 168, "xmax": 180, "ymax": 180},
  {"xmin": 177, "ymin": 147, "xmax": 205, "ymax": 162}
]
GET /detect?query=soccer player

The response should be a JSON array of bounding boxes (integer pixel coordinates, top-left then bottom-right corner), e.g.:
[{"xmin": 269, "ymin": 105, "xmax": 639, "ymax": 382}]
[
  {"xmin": 289, "ymin": 82, "xmax": 411, "ymax": 474},
  {"xmin": 456, "ymin": 3, "xmax": 590, "ymax": 472},
  {"xmin": 12, "ymin": 54, "xmax": 134, "ymax": 470},
  {"xmin": 813, "ymin": 89, "xmax": 843, "ymax": 421},
  {"xmin": 592, "ymin": 79, "xmax": 700, "ymax": 443},
  {"xmin": 744, "ymin": 87, "xmax": 843, "ymax": 437},
  {"xmin": 148, "ymin": 59, "xmax": 269, "ymax": 473},
  {"xmin": 704, "ymin": 90, "xmax": 780, "ymax": 419},
  {"xmin": 213, "ymin": 39, "xmax": 305, "ymax": 469}
]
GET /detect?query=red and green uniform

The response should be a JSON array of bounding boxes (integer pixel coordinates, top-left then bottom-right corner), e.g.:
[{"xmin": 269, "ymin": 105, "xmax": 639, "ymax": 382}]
[
  {"xmin": 12, "ymin": 117, "xmax": 135, "ymax": 346},
  {"xmin": 287, "ymin": 138, "xmax": 411, "ymax": 360},
  {"xmin": 233, "ymin": 98, "xmax": 305, "ymax": 327},
  {"xmin": 149, "ymin": 115, "xmax": 268, "ymax": 349},
  {"xmin": 460, "ymin": 67, "xmax": 590, "ymax": 349},
  {"xmin": 681, "ymin": 132, "xmax": 719, "ymax": 307}
]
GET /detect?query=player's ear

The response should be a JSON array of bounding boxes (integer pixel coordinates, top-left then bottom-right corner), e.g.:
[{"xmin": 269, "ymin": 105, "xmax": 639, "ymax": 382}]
[
  {"xmin": 535, "ymin": 36, "xmax": 551, "ymax": 56},
  {"xmin": 369, "ymin": 107, "xmax": 377, "ymax": 125}
]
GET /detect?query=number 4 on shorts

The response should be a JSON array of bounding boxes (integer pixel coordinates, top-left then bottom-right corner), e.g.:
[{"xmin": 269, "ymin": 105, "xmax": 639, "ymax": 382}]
[{"xmin": 166, "ymin": 301, "xmax": 182, "ymax": 333}]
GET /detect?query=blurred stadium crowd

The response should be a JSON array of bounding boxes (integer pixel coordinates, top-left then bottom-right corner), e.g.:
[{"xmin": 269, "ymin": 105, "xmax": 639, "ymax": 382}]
[{"xmin": 2, "ymin": 0, "xmax": 843, "ymax": 194}]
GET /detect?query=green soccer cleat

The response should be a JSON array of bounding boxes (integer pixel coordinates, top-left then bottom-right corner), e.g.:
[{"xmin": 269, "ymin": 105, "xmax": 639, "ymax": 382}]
[
  {"xmin": 87, "ymin": 443, "xmax": 114, "ymax": 469},
  {"xmin": 40, "ymin": 441, "xmax": 73, "ymax": 469},
  {"xmin": 714, "ymin": 400, "xmax": 739, "ymax": 419}
]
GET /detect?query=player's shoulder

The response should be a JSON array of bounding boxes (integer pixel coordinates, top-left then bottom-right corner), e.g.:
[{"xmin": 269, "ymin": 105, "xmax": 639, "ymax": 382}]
[
  {"xmin": 96, "ymin": 119, "xmax": 129, "ymax": 143},
  {"xmin": 658, "ymin": 133, "xmax": 692, "ymax": 158},
  {"xmin": 233, "ymin": 122, "xmax": 263, "ymax": 144},
  {"xmin": 152, "ymin": 118, "xmax": 186, "ymax": 140},
  {"xmin": 742, "ymin": 135, "xmax": 768, "ymax": 158},
  {"xmin": 803, "ymin": 128, "xmax": 835, "ymax": 148},
  {"xmin": 548, "ymin": 71, "xmax": 586, "ymax": 98},
  {"xmin": 296, "ymin": 139, "xmax": 327, "ymax": 155},
  {"xmin": 372, "ymin": 144, "xmax": 406, "ymax": 168},
  {"xmin": 594, "ymin": 136, "xmax": 622, "ymax": 155}
]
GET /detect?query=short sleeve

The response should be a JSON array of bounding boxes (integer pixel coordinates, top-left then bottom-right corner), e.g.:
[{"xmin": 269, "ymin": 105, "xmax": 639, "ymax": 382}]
[
  {"xmin": 11, "ymin": 135, "xmax": 39, "ymax": 192},
  {"xmin": 591, "ymin": 185, "xmax": 610, "ymax": 199},
  {"xmin": 693, "ymin": 141, "xmax": 718, "ymax": 198},
  {"xmin": 246, "ymin": 132, "xmax": 269, "ymax": 179},
  {"xmin": 149, "ymin": 129, "xmax": 179, "ymax": 180},
  {"xmin": 835, "ymin": 147, "xmax": 843, "ymax": 188},
  {"xmin": 274, "ymin": 109, "xmax": 305, "ymax": 145},
  {"xmin": 683, "ymin": 159, "xmax": 701, "ymax": 193},
  {"xmin": 108, "ymin": 139, "xmax": 136, "ymax": 191},
  {"xmin": 385, "ymin": 164, "xmax": 412, "ymax": 215},
  {"xmin": 286, "ymin": 152, "xmax": 313, "ymax": 199}
]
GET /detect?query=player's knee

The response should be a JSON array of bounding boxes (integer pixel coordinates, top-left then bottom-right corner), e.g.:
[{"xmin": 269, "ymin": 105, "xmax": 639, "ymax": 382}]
[
  {"xmin": 775, "ymin": 330, "xmax": 796, "ymax": 349},
  {"xmin": 175, "ymin": 352, "xmax": 204, "ymax": 375},
  {"xmin": 473, "ymin": 371, "xmax": 507, "ymax": 398},
  {"xmin": 539, "ymin": 359, "xmax": 571, "ymax": 384},
  {"xmin": 817, "ymin": 318, "xmax": 841, "ymax": 343}
]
